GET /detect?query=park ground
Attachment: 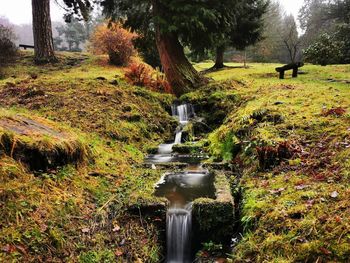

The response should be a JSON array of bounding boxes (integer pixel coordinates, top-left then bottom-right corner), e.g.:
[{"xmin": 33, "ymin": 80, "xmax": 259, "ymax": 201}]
[{"xmin": 0, "ymin": 51, "xmax": 349, "ymax": 262}]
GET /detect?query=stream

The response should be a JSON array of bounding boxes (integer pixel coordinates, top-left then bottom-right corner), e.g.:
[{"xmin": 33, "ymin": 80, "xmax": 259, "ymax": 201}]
[{"xmin": 146, "ymin": 104, "xmax": 215, "ymax": 263}]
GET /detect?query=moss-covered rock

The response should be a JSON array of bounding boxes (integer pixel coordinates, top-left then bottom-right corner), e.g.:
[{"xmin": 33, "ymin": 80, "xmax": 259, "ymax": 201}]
[
  {"xmin": 192, "ymin": 172, "xmax": 235, "ymax": 247},
  {"xmin": 172, "ymin": 143, "xmax": 202, "ymax": 154},
  {"xmin": 0, "ymin": 112, "xmax": 89, "ymax": 171}
]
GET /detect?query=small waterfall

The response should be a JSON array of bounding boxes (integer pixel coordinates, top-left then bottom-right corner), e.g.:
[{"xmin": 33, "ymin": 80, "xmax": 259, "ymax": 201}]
[
  {"xmin": 177, "ymin": 104, "xmax": 194, "ymax": 124},
  {"xmin": 167, "ymin": 205, "xmax": 192, "ymax": 263},
  {"xmin": 156, "ymin": 104, "xmax": 193, "ymax": 155},
  {"xmin": 174, "ymin": 130, "xmax": 182, "ymax": 144}
]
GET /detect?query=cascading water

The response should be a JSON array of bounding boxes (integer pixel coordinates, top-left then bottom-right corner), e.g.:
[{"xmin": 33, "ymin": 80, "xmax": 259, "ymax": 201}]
[
  {"xmin": 151, "ymin": 104, "xmax": 193, "ymax": 157},
  {"xmin": 150, "ymin": 103, "xmax": 214, "ymax": 262},
  {"xmin": 166, "ymin": 205, "xmax": 192, "ymax": 263},
  {"xmin": 176, "ymin": 104, "xmax": 194, "ymax": 124}
]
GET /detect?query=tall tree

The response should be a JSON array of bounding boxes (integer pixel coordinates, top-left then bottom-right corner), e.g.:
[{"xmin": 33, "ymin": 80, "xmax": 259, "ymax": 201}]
[
  {"xmin": 62, "ymin": 0, "xmax": 238, "ymax": 96},
  {"xmin": 102, "ymin": 0, "xmax": 233, "ymax": 96},
  {"xmin": 298, "ymin": 0, "xmax": 331, "ymax": 47},
  {"xmin": 248, "ymin": 1, "xmax": 285, "ymax": 62},
  {"xmin": 211, "ymin": 0, "xmax": 268, "ymax": 69},
  {"xmin": 54, "ymin": 18, "xmax": 91, "ymax": 51},
  {"xmin": 32, "ymin": 0, "xmax": 57, "ymax": 63}
]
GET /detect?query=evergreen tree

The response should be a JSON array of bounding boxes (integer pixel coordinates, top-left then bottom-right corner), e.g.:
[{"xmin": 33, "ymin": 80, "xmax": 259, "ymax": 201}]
[
  {"xmin": 54, "ymin": 18, "xmax": 91, "ymax": 52},
  {"xmin": 62, "ymin": 0, "xmax": 238, "ymax": 96},
  {"xmin": 211, "ymin": 0, "xmax": 268, "ymax": 69},
  {"xmin": 244, "ymin": 1, "xmax": 285, "ymax": 63},
  {"xmin": 300, "ymin": 0, "xmax": 350, "ymax": 64}
]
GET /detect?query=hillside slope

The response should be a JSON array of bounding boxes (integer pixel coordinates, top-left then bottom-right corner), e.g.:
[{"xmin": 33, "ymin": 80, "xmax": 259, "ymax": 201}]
[
  {"xmin": 0, "ymin": 52, "xmax": 175, "ymax": 262},
  {"xmin": 194, "ymin": 63, "xmax": 350, "ymax": 262}
]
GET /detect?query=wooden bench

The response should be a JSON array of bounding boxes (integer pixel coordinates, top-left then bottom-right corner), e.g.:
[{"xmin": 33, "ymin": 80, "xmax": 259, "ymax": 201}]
[
  {"xmin": 275, "ymin": 62, "xmax": 304, "ymax": 79},
  {"xmin": 19, "ymin": 44, "xmax": 34, "ymax": 50}
]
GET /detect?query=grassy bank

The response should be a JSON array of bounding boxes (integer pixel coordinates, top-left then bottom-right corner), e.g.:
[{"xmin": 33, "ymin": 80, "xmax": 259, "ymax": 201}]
[
  {"xmin": 195, "ymin": 62, "xmax": 350, "ymax": 262},
  {"xmin": 0, "ymin": 51, "xmax": 175, "ymax": 262}
]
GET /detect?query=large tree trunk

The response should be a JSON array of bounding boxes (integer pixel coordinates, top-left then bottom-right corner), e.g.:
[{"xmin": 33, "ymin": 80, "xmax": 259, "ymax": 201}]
[
  {"xmin": 32, "ymin": 0, "xmax": 57, "ymax": 64},
  {"xmin": 155, "ymin": 31, "xmax": 207, "ymax": 97},
  {"xmin": 153, "ymin": 1, "xmax": 206, "ymax": 97},
  {"xmin": 213, "ymin": 45, "xmax": 226, "ymax": 69}
]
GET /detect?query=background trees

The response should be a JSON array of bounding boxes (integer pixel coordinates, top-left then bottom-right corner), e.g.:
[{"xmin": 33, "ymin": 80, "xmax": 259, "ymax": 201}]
[
  {"xmin": 280, "ymin": 14, "xmax": 302, "ymax": 63},
  {"xmin": 211, "ymin": 0, "xmax": 268, "ymax": 69},
  {"xmin": 0, "ymin": 24, "xmax": 17, "ymax": 78},
  {"xmin": 54, "ymin": 18, "xmax": 89, "ymax": 51},
  {"xmin": 300, "ymin": 0, "xmax": 350, "ymax": 64}
]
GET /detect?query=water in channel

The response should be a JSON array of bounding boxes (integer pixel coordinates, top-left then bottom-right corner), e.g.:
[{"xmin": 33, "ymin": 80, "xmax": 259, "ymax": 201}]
[{"xmin": 149, "ymin": 104, "xmax": 215, "ymax": 263}]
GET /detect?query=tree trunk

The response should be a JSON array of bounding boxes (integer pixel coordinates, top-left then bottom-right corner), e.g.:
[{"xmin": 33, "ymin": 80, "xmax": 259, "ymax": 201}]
[
  {"xmin": 153, "ymin": 1, "xmax": 206, "ymax": 97},
  {"xmin": 32, "ymin": 0, "xmax": 57, "ymax": 64},
  {"xmin": 155, "ymin": 31, "xmax": 207, "ymax": 96},
  {"xmin": 213, "ymin": 45, "xmax": 225, "ymax": 69}
]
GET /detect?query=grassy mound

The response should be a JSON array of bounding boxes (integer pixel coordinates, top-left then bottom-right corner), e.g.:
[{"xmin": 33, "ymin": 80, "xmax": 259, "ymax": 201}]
[{"xmin": 0, "ymin": 109, "xmax": 88, "ymax": 171}]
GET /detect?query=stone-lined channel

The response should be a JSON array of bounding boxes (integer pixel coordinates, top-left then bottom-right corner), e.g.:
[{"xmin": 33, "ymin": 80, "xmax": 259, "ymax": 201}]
[{"xmin": 146, "ymin": 104, "xmax": 218, "ymax": 262}]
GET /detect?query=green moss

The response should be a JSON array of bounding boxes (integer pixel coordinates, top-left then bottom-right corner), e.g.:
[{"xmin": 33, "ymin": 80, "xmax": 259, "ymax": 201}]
[
  {"xmin": 79, "ymin": 250, "xmax": 115, "ymax": 263},
  {"xmin": 0, "ymin": 52, "xmax": 175, "ymax": 262},
  {"xmin": 195, "ymin": 62, "xmax": 350, "ymax": 262}
]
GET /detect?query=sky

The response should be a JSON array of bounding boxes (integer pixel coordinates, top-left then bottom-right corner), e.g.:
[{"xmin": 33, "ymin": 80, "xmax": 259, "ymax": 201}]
[{"xmin": 0, "ymin": 0, "xmax": 305, "ymax": 25}]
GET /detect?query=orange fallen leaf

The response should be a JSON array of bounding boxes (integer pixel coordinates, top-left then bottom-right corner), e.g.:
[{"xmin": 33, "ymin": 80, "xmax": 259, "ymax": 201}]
[
  {"xmin": 113, "ymin": 224, "xmax": 121, "ymax": 232},
  {"xmin": 115, "ymin": 249, "xmax": 123, "ymax": 257}
]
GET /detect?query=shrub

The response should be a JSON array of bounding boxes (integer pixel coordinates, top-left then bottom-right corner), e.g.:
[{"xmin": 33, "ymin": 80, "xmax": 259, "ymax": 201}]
[
  {"xmin": 124, "ymin": 62, "xmax": 153, "ymax": 87},
  {"xmin": 90, "ymin": 23, "xmax": 137, "ymax": 66},
  {"xmin": 0, "ymin": 24, "xmax": 17, "ymax": 76},
  {"xmin": 125, "ymin": 62, "xmax": 172, "ymax": 93},
  {"xmin": 303, "ymin": 33, "xmax": 342, "ymax": 66}
]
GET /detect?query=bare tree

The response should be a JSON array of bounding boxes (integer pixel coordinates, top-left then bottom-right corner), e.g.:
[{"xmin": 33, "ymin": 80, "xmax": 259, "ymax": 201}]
[{"xmin": 280, "ymin": 15, "xmax": 302, "ymax": 63}]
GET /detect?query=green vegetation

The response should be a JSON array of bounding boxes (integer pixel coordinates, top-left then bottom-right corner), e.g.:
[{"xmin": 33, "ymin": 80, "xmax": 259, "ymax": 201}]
[
  {"xmin": 194, "ymin": 62, "xmax": 350, "ymax": 262},
  {"xmin": 0, "ymin": 49, "xmax": 349, "ymax": 262},
  {"xmin": 0, "ymin": 51, "xmax": 174, "ymax": 262}
]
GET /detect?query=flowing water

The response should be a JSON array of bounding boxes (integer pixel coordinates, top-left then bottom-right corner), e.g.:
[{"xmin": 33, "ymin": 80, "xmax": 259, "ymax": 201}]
[
  {"xmin": 166, "ymin": 205, "xmax": 192, "ymax": 263},
  {"xmin": 148, "ymin": 104, "xmax": 214, "ymax": 262},
  {"xmin": 145, "ymin": 103, "xmax": 205, "ymax": 164}
]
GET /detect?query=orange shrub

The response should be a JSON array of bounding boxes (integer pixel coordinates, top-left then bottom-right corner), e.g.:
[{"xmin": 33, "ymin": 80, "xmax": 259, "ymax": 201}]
[
  {"xmin": 125, "ymin": 62, "xmax": 173, "ymax": 93},
  {"xmin": 90, "ymin": 23, "xmax": 137, "ymax": 66},
  {"xmin": 125, "ymin": 62, "xmax": 153, "ymax": 87}
]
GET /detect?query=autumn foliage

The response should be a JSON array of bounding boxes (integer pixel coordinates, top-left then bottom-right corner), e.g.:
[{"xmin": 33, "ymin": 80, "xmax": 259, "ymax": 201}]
[
  {"xmin": 90, "ymin": 23, "xmax": 137, "ymax": 66},
  {"xmin": 125, "ymin": 62, "xmax": 172, "ymax": 93}
]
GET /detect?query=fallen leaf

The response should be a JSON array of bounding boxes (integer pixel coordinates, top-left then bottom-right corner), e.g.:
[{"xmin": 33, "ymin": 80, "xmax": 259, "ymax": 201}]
[
  {"xmin": 115, "ymin": 249, "xmax": 123, "ymax": 257},
  {"xmin": 261, "ymin": 180, "xmax": 269, "ymax": 187},
  {"xmin": 2, "ymin": 244, "xmax": 16, "ymax": 253},
  {"xmin": 81, "ymin": 228, "xmax": 90, "ymax": 233},
  {"xmin": 215, "ymin": 258, "xmax": 227, "ymax": 263},
  {"xmin": 330, "ymin": 191, "xmax": 338, "ymax": 198},
  {"xmin": 334, "ymin": 215, "xmax": 342, "ymax": 223},
  {"xmin": 320, "ymin": 247, "xmax": 332, "ymax": 255},
  {"xmin": 112, "ymin": 224, "xmax": 121, "ymax": 232},
  {"xmin": 295, "ymin": 185, "xmax": 309, "ymax": 190},
  {"xmin": 15, "ymin": 245, "xmax": 27, "ymax": 255},
  {"xmin": 269, "ymin": 188, "xmax": 285, "ymax": 194},
  {"xmin": 40, "ymin": 223, "xmax": 48, "ymax": 232}
]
